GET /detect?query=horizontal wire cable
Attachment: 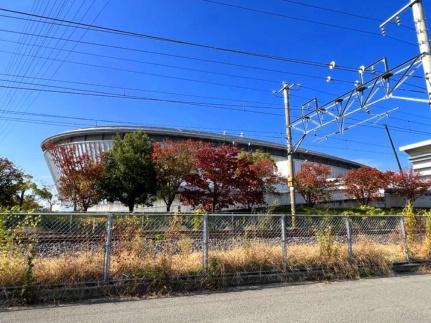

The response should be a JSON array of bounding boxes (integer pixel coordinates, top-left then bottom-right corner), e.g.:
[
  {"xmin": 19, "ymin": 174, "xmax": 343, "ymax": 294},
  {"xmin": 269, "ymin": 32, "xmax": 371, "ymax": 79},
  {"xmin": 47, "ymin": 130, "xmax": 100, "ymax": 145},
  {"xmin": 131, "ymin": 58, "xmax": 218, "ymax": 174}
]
[
  {"xmin": 0, "ymin": 83, "xmax": 286, "ymax": 116},
  {"xmin": 0, "ymin": 8, "xmax": 360, "ymax": 71},
  {"xmin": 281, "ymin": 0, "xmax": 415, "ymax": 31},
  {"xmin": 203, "ymin": 0, "xmax": 416, "ymax": 46}
]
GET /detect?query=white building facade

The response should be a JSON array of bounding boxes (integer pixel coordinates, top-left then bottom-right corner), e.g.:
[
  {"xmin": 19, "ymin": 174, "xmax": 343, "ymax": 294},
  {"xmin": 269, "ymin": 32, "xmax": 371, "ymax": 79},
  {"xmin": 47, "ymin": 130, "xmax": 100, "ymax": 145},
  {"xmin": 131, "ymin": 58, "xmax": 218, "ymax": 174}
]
[{"xmin": 400, "ymin": 139, "xmax": 431, "ymax": 179}]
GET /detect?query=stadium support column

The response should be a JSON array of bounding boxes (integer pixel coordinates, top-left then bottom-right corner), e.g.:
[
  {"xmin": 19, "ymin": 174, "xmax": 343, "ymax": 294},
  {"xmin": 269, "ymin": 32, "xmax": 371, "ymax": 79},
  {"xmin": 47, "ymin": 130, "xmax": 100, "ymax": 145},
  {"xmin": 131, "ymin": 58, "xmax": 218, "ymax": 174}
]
[
  {"xmin": 282, "ymin": 82, "xmax": 296, "ymax": 227},
  {"xmin": 411, "ymin": 0, "xmax": 431, "ymax": 104}
]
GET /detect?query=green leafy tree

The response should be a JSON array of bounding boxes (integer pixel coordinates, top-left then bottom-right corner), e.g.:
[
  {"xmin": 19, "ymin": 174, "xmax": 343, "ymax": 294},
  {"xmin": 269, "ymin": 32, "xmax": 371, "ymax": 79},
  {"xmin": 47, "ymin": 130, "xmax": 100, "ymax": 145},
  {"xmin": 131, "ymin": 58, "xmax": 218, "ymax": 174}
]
[
  {"xmin": 152, "ymin": 140, "xmax": 196, "ymax": 212},
  {"xmin": 34, "ymin": 185, "xmax": 57, "ymax": 212},
  {"xmin": 99, "ymin": 131, "xmax": 157, "ymax": 212},
  {"xmin": 16, "ymin": 175, "xmax": 37, "ymax": 209},
  {"xmin": 0, "ymin": 158, "xmax": 24, "ymax": 207}
]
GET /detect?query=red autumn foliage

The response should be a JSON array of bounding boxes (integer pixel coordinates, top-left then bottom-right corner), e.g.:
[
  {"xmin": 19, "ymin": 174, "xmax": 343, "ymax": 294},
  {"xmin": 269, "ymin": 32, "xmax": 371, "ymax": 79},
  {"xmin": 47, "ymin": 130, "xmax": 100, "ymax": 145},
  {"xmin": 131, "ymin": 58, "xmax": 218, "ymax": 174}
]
[
  {"xmin": 294, "ymin": 162, "xmax": 334, "ymax": 206},
  {"xmin": 388, "ymin": 168, "xmax": 431, "ymax": 203},
  {"xmin": 152, "ymin": 140, "xmax": 197, "ymax": 212},
  {"xmin": 180, "ymin": 144, "xmax": 267, "ymax": 212},
  {"xmin": 343, "ymin": 167, "xmax": 389, "ymax": 205},
  {"xmin": 44, "ymin": 142, "xmax": 103, "ymax": 211},
  {"xmin": 240, "ymin": 150, "xmax": 280, "ymax": 193}
]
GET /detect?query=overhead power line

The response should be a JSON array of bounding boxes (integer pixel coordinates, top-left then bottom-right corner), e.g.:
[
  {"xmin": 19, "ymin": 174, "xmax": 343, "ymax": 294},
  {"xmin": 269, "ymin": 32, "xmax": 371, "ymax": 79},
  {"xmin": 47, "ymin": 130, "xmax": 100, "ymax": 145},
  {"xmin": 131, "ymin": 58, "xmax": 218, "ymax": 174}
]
[
  {"xmin": 0, "ymin": 0, "xmax": 112, "ymax": 143},
  {"xmin": 202, "ymin": 0, "xmax": 416, "ymax": 46},
  {"xmin": 0, "ymin": 83, "xmax": 286, "ymax": 116},
  {"xmin": 0, "ymin": 71, "xmax": 284, "ymax": 108},
  {"xmin": 0, "ymin": 34, "xmax": 354, "ymax": 85},
  {"xmin": 0, "ymin": 75, "xmax": 286, "ymax": 110},
  {"xmin": 0, "ymin": 47, "xmax": 334, "ymax": 102},
  {"xmin": 0, "ymin": 7, "xmax": 360, "ymax": 71},
  {"xmin": 0, "ymin": 48, "xmax": 277, "ymax": 94},
  {"xmin": 282, "ymin": 0, "xmax": 415, "ymax": 30}
]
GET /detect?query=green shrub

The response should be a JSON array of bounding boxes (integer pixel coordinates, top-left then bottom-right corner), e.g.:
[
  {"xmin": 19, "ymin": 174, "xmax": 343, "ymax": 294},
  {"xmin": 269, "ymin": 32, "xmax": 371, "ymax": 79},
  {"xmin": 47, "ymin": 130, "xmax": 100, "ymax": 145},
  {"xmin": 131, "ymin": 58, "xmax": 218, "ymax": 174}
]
[
  {"xmin": 316, "ymin": 225, "xmax": 336, "ymax": 257},
  {"xmin": 359, "ymin": 205, "xmax": 385, "ymax": 216},
  {"xmin": 403, "ymin": 201, "xmax": 416, "ymax": 246}
]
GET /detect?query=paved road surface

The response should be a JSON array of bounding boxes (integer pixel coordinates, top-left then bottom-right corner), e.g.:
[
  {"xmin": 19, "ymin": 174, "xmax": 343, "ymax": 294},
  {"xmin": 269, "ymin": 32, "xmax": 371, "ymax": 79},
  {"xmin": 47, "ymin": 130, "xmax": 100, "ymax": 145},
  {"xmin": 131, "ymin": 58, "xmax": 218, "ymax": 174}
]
[{"xmin": 2, "ymin": 275, "xmax": 431, "ymax": 323}]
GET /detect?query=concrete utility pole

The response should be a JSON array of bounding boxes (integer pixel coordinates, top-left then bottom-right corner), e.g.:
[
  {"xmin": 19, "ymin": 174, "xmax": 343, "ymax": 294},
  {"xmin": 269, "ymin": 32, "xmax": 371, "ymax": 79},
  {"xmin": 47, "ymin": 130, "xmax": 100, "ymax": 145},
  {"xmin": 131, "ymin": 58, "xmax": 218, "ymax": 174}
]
[
  {"xmin": 412, "ymin": 0, "xmax": 431, "ymax": 103},
  {"xmin": 381, "ymin": 0, "xmax": 431, "ymax": 104},
  {"xmin": 282, "ymin": 82, "xmax": 296, "ymax": 227}
]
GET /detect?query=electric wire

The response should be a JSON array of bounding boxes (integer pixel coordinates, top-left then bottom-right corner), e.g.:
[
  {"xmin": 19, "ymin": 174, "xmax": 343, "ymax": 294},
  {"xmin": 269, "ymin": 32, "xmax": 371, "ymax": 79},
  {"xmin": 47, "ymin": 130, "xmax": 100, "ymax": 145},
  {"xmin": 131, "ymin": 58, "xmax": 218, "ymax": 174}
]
[
  {"xmin": 0, "ymin": 28, "xmax": 359, "ymax": 83},
  {"xmin": 0, "ymin": 83, "xmax": 286, "ymax": 116},
  {"xmin": 0, "ymin": 7, "xmax": 363, "ymax": 71},
  {"xmin": 0, "ymin": 1, "xmax": 111, "ymax": 142},
  {"xmin": 202, "ymin": 0, "xmax": 416, "ymax": 46},
  {"xmin": 281, "ymin": 0, "xmax": 415, "ymax": 31},
  {"xmin": 0, "ymin": 71, "xmax": 285, "ymax": 108},
  {"xmin": 0, "ymin": 47, "xmax": 321, "ymax": 98}
]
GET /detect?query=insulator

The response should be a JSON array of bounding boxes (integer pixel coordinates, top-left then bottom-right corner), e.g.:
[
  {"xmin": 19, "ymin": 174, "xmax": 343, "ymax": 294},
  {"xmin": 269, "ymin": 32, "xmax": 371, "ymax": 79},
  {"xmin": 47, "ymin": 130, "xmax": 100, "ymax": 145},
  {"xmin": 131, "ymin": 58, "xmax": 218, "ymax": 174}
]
[
  {"xmin": 325, "ymin": 76, "xmax": 332, "ymax": 83},
  {"xmin": 395, "ymin": 15, "xmax": 401, "ymax": 26},
  {"xmin": 329, "ymin": 61, "xmax": 336, "ymax": 70}
]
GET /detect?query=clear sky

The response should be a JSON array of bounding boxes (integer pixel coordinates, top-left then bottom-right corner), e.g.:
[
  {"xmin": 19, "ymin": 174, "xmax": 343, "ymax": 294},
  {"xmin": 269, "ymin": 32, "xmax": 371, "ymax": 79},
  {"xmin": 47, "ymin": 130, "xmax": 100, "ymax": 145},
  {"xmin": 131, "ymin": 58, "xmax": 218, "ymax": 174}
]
[{"xmin": 0, "ymin": 0, "xmax": 429, "ymax": 186}]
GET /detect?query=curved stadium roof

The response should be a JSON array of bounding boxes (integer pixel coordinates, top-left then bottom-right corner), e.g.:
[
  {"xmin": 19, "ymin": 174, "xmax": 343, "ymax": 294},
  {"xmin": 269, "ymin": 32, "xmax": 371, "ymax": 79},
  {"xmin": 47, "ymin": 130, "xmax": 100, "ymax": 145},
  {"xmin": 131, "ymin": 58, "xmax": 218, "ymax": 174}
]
[{"xmin": 41, "ymin": 126, "xmax": 364, "ymax": 169}]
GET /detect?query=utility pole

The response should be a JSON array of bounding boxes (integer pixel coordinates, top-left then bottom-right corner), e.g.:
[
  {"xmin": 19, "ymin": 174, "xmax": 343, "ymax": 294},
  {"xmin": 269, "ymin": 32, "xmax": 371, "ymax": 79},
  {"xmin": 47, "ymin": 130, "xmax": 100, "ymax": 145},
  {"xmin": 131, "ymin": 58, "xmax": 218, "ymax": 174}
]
[
  {"xmin": 282, "ymin": 82, "xmax": 296, "ymax": 227},
  {"xmin": 412, "ymin": 0, "xmax": 431, "ymax": 103},
  {"xmin": 381, "ymin": 0, "xmax": 431, "ymax": 104},
  {"xmin": 384, "ymin": 124, "xmax": 403, "ymax": 173}
]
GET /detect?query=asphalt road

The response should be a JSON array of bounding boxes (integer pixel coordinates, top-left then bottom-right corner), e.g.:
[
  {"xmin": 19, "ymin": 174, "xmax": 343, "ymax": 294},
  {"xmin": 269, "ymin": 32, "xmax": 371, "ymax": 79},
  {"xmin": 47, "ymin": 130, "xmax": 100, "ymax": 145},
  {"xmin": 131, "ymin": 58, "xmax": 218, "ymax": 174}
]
[{"xmin": 2, "ymin": 275, "xmax": 431, "ymax": 323}]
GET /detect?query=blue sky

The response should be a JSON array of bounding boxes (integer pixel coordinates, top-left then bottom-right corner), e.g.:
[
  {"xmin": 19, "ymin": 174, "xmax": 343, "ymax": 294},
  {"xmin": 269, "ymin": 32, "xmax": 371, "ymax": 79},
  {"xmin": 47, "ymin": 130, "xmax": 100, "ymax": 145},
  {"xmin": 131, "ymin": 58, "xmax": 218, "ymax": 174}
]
[{"xmin": 0, "ymin": 0, "xmax": 429, "ymax": 185}]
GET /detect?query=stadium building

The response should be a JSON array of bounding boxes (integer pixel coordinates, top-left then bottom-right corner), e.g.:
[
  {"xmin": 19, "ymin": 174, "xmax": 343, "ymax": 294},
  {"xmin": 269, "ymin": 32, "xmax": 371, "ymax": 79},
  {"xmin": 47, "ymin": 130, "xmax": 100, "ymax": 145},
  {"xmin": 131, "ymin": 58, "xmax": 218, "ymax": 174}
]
[
  {"xmin": 400, "ymin": 139, "xmax": 431, "ymax": 179},
  {"xmin": 41, "ymin": 126, "xmax": 364, "ymax": 211},
  {"xmin": 387, "ymin": 139, "xmax": 431, "ymax": 208}
]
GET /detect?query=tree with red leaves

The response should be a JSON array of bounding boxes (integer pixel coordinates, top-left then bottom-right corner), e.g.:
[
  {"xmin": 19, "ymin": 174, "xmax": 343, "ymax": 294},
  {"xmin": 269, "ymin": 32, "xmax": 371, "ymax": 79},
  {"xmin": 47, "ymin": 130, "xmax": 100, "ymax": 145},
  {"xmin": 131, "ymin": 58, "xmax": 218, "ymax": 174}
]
[
  {"xmin": 44, "ymin": 143, "xmax": 103, "ymax": 211},
  {"xmin": 181, "ymin": 144, "xmax": 266, "ymax": 212},
  {"xmin": 152, "ymin": 140, "xmax": 196, "ymax": 212},
  {"xmin": 239, "ymin": 150, "xmax": 280, "ymax": 193},
  {"xmin": 388, "ymin": 169, "xmax": 431, "ymax": 204},
  {"xmin": 294, "ymin": 162, "xmax": 333, "ymax": 207},
  {"xmin": 343, "ymin": 167, "xmax": 389, "ymax": 206}
]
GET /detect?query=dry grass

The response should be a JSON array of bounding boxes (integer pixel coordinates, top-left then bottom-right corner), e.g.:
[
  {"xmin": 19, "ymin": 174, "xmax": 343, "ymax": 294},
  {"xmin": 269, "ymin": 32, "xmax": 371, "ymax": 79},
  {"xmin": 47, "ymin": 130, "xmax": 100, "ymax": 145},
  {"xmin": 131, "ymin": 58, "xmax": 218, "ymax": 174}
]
[
  {"xmin": 0, "ymin": 256, "xmax": 27, "ymax": 286},
  {"xmin": 0, "ymin": 239, "xmax": 412, "ymax": 288}
]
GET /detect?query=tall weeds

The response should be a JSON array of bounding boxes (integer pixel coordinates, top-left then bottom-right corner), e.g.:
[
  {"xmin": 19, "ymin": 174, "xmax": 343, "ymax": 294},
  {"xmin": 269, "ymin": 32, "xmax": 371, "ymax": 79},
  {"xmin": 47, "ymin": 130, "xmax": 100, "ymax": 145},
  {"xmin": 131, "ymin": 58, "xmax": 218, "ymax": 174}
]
[{"xmin": 403, "ymin": 202, "xmax": 416, "ymax": 246}]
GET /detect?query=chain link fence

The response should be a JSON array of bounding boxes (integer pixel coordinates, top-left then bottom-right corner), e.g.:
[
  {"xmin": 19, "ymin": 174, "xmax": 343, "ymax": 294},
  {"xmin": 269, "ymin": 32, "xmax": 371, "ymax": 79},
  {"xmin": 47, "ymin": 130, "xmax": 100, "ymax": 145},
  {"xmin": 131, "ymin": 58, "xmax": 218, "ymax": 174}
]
[{"xmin": 0, "ymin": 212, "xmax": 430, "ymax": 294}]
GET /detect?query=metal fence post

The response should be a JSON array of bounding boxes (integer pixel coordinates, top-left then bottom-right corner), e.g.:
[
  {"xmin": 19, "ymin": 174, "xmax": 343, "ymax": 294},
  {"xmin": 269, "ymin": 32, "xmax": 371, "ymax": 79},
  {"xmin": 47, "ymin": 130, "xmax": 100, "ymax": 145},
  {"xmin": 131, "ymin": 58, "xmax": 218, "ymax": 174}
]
[
  {"xmin": 400, "ymin": 217, "xmax": 410, "ymax": 262},
  {"xmin": 280, "ymin": 214, "xmax": 288, "ymax": 271},
  {"xmin": 202, "ymin": 213, "xmax": 209, "ymax": 273},
  {"xmin": 345, "ymin": 217, "xmax": 353, "ymax": 259},
  {"xmin": 103, "ymin": 214, "xmax": 114, "ymax": 282}
]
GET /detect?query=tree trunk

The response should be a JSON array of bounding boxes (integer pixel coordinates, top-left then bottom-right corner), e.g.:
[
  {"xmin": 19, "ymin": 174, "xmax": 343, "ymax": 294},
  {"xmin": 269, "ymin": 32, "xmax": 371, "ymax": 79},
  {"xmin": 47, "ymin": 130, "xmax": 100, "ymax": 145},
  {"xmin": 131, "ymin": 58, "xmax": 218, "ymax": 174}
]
[
  {"xmin": 166, "ymin": 196, "xmax": 176, "ymax": 213},
  {"xmin": 19, "ymin": 190, "xmax": 25, "ymax": 208},
  {"xmin": 128, "ymin": 203, "xmax": 134, "ymax": 213}
]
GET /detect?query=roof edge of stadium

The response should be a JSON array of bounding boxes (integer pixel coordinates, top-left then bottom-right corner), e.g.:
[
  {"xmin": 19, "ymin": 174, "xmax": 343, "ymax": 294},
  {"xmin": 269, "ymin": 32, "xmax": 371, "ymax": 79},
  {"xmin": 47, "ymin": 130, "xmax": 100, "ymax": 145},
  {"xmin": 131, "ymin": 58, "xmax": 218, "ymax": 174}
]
[{"xmin": 41, "ymin": 126, "xmax": 365, "ymax": 168}]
